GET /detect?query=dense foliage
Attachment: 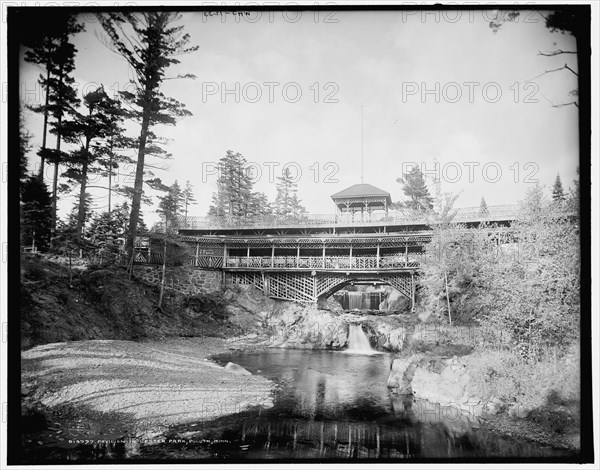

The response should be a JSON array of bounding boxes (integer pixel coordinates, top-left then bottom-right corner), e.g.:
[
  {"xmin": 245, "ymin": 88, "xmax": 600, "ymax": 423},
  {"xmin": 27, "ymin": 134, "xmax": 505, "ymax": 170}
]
[{"xmin": 419, "ymin": 184, "xmax": 580, "ymax": 360}]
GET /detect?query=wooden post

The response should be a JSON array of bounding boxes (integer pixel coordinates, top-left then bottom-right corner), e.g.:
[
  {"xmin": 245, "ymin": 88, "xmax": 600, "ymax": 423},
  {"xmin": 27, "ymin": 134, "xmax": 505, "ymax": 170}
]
[
  {"xmin": 444, "ymin": 271, "xmax": 451, "ymax": 325},
  {"xmin": 405, "ymin": 245, "xmax": 408, "ymax": 267},
  {"xmin": 411, "ymin": 272, "xmax": 415, "ymax": 312},
  {"xmin": 246, "ymin": 245, "xmax": 250, "ymax": 266},
  {"xmin": 349, "ymin": 245, "xmax": 353, "ymax": 269},
  {"xmin": 296, "ymin": 245, "xmax": 300, "ymax": 268},
  {"xmin": 223, "ymin": 243, "xmax": 227, "ymax": 267},
  {"xmin": 376, "ymin": 243, "xmax": 380, "ymax": 268},
  {"xmin": 271, "ymin": 245, "xmax": 274, "ymax": 268},
  {"xmin": 195, "ymin": 241, "xmax": 199, "ymax": 267},
  {"xmin": 322, "ymin": 245, "xmax": 326, "ymax": 268}
]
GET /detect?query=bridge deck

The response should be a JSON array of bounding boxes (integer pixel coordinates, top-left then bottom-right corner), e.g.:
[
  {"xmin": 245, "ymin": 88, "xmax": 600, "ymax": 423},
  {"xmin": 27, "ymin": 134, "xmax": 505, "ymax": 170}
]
[{"xmin": 177, "ymin": 204, "xmax": 520, "ymax": 232}]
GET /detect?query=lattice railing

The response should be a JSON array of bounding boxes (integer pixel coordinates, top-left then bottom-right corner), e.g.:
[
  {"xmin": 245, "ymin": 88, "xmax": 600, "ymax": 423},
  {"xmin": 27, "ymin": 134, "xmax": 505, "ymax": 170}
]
[
  {"xmin": 225, "ymin": 270, "xmax": 415, "ymax": 304},
  {"xmin": 268, "ymin": 272, "xmax": 315, "ymax": 302},
  {"xmin": 135, "ymin": 250, "xmax": 164, "ymax": 265},
  {"xmin": 316, "ymin": 273, "xmax": 348, "ymax": 297},
  {"xmin": 382, "ymin": 274, "xmax": 413, "ymax": 300},
  {"xmin": 224, "ymin": 255, "xmax": 421, "ymax": 270},
  {"xmin": 193, "ymin": 256, "xmax": 223, "ymax": 269},
  {"xmin": 229, "ymin": 272, "xmax": 264, "ymax": 292}
]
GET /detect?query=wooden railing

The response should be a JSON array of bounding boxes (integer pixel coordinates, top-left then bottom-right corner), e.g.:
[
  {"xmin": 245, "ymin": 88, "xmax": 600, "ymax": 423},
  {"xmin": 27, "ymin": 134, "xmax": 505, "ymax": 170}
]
[
  {"xmin": 177, "ymin": 204, "xmax": 522, "ymax": 230},
  {"xmin": 224, "ymin": 254, "xmax": 422, "ymax": 270},
  {"xmin": 133, "ymin": 250, "xmax": 422, "ymax": 270}
]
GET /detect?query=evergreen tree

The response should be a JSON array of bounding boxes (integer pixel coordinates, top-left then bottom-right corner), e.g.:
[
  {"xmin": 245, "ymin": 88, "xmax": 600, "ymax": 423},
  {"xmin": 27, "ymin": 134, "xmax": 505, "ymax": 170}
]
[
  {"xmin": 61, "ymin": 86, "xmax": 124, "ymax": 240},
  {"xmin": 248, "ymin": 192, "xmax": 272, "ymax": 217},
  {"xmin": 274, "ymin": 168, "xmax": 306, "ymax": 217},
  {"xmin": 65, "ymin": 193, "xmax": 94, "ymax": 233},
  {"xmin": 552, "ymin": 174, "xmax": 566, "ymax": 202},
  {"xmin": 479, "ymin": 197, "xmax": 489, "ymax": 216},
  {"xmin": 397, "ymin": 166, "xmax": 433, "ymax": 210},
  {"xmin": 182, "ymin": 180, "xmax": 197, "ymax": 222},
  {"xmin": 21, "ymin": 177, "xmax": 53, "ymax": 251},
  {"xmin": 22, "ymin": 11, "xmax": 84, "ymax": 180},
  {"xmin": 157, "ymin": 181, "xmax": 184, "ymax": 231},
  {"xmin": 19, "ymin": 112, "xmax": 31, "ymax": 186},
  {"xmin": 98, "ymin": 12, "xmax": 198, "ymax": 262},
  {"xmin": 44, "ymin": 35, "xmax": 83, "ymax": 230},
  {"xmin": 96, "ymin": 132, "xmax": 136, "ymax": 213},
  {"xmin": 87, "ymin": 205, "xmax": 129, "ymax": 263},
  {"xmin": 208, "ymin": 150, "xmax": 253, "ymax": 217}
]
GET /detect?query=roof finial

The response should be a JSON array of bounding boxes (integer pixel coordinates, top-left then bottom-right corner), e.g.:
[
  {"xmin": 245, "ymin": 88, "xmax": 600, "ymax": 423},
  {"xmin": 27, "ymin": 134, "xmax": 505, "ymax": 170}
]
[{"xmin": 361, "ymin": 104, "xmax": 364, "ymax": 184}]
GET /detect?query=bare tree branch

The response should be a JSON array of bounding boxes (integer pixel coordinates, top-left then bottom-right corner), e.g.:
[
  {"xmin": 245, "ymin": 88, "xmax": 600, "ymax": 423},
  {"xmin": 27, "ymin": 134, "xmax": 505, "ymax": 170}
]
[
  {"xmin": 538, "ymin": 49, "xmax": 577, "ymax": 56},
  {"xmin": 529, "ymin": 63, "xmax": 578, "ymax": 81},
  {"xmin": 552, "ymin": 101, "xmax": 579, "ymax": 108}
]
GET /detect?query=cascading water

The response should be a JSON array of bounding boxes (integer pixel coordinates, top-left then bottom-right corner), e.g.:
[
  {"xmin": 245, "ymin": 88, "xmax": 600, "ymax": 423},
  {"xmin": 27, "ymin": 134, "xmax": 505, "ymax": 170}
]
[
  {"xmin": 347, "ymin": 292, "xmax": 364, "ymax": 310},
  {"xmin": 345, "ymin": 324, "xmax": 378, "ymax": 355}
]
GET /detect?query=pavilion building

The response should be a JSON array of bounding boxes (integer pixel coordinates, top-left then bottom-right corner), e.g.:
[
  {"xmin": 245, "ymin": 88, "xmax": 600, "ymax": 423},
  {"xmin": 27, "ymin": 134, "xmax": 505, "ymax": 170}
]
[{"xmin": 331, "ymin": 183, "xmax": 392, "ymax": 221}]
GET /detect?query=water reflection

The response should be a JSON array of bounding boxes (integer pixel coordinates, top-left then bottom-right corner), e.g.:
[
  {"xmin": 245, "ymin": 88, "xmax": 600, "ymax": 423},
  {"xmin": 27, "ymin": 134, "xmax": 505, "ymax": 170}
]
[
  {"xmin": 24, "ymin": 349, "xmax": 575, "ymax": 462},
  {"xmin": 231, "ymin": 349, "xmax": 393, "ymax": 420}
]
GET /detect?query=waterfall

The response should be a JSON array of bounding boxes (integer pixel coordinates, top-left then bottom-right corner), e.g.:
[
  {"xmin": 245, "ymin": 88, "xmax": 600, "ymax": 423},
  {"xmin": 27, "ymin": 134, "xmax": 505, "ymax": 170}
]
[
  {"xmin": 348, "ymin": 292, "xmax": 363, "ymax": 310},
  {"xmin": 345, "ymin": 324, "xmax": 378, "ymax": 355}
]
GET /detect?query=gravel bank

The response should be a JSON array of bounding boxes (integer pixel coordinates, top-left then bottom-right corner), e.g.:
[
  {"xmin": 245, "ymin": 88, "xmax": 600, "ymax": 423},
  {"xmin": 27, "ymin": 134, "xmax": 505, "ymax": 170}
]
[{"xmin": 22, "ymin": 337, "xmax": 275, "ymax": 439}]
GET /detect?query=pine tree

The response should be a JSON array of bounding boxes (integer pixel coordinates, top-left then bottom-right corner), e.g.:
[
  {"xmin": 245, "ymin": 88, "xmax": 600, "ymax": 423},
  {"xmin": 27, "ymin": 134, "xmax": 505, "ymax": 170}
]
[
  {"xmin": 87, "ymin": 209, "xmax": 126, "ymax": 264},
  {"xmin": 19, "ymin": 112, "xmax": 31, "ymax": 185},
  {"xmin": 479, "ymin": 197, "xmax": 489, "ymax": 216},
  {"xmin": 66, "ymin": 193, "xmax": 93, "ymax": 232},
  {"xmin": 208, "ymin": 150, "xmax": 254, "ymax": 217},
  {"xmin": 157, "ymin": 181, "xmax": 184, "ymax": 232},
  {"xmin": 248, "ymin": 192, "xmax": 272, "ymax": 217},
  {"xmin": 22, "ymin": 11, "xmax": 84, "ymax": 180},
  {"xmin": 397, "ymin": 166, "xmax": 433, "ymax": 210},
  {"xmin": 45, "ymin": 37, "xmax": 83, "ymax": 230},
  {"xmin": 98, "ymin": 12, "xmax": 198, "ymax": 262},
  {"xmin": 274, "ymin": 168, "xmax": 306, "ymax": 217},
  {"xmin": 182, "ymin": 180, "xmax": 197, "ymax": 222},
  {"xmin": 21, "ymin": 177, "xmax": 53, "ymax": 251},
  {"xmin": 61, "ymin": 86, "xmax": 124, "ymax": 241},
  {"xmin": 552, "ymin": 174, "xmax": 566, "ymax": 202}
]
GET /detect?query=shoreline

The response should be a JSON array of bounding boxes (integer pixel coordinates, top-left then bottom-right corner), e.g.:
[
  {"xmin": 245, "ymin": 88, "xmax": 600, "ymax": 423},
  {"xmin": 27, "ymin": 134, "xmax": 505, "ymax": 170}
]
[
  {"xmin": 21, "ymin": 336, "xmax": 276, "ymax": 448},
  {"xmin": 22, "ymin": 335, "xmax": 580, "ymax": 460}
]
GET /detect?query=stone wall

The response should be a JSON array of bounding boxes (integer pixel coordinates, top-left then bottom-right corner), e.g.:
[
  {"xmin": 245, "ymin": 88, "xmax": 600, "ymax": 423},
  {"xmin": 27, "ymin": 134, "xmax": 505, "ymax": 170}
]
[{"xmin": 135, "ymin": 265, "xmax": 222, "ymax": 296}]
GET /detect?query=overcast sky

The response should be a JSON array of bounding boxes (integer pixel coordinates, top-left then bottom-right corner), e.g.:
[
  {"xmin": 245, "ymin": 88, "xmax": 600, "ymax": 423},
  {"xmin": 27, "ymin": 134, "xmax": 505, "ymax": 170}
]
[{"xmin": 21, "ymin": 8, "xmax": 580, "ymax": 225}]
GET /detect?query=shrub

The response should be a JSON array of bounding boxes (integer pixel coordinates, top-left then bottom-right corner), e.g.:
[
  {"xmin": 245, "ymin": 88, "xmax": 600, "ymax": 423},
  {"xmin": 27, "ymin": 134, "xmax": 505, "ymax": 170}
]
[{"xmin": 466, "ymin": 344, "xmax": 579, "ymax": 412}]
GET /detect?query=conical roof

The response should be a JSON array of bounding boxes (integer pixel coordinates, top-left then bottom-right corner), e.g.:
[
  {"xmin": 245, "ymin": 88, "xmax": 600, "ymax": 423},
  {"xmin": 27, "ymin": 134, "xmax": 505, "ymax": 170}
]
[{"xmin": 331, "ymin": 183, "xmax": 391, "ymax": 202}]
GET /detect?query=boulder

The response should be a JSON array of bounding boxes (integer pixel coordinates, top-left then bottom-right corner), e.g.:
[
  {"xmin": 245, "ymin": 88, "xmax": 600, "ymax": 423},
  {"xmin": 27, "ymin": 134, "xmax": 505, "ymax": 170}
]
[
  {"xmin": 224, "ymin": 362, "xmax": 252, "ymax": 375},
  {"xmin": 387, "ymin": 356, "xmax": 418, "ymax": 393},
  {"xmin": 362, "ymin": 316, "xmax": 407, "ymax": 352},
  {"xmin": 378, "ymin": 287, "xmax": 411, "ymax": 312},
  {"xmin": 267, "ymin": 304, "xmax": 349, "ymax": 349},
  {"xmin": 412, "ymin": 366, "xmax": 469, "ymax": 406}
]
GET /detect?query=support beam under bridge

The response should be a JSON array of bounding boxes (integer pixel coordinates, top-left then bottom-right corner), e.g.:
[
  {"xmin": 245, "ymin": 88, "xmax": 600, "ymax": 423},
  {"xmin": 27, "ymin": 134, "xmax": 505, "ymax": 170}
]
[{"xmin": 225, "ymin": 270, "xmax": 416, "ymax": 310}]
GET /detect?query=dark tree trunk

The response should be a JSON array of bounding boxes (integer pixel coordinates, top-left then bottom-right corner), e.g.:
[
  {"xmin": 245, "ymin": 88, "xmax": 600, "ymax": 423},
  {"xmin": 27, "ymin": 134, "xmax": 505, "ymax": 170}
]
[
  {"xmin": 76, "ymin": 137, "xmax": 91, "ymax": 241},
  {"xmin": 51, "ymin": 61, "xmax": 65, "ymax": 232},
  {"xmin": 125, "ymin": 107, "xmax": 150, "ymax": 262},
  {"xmin": 38, "ymin": 66, "xmax": 51, "ymax": 181},
  {"xmin": 108, "ymin": 135, "xmax": 114, "ymax": 213}
]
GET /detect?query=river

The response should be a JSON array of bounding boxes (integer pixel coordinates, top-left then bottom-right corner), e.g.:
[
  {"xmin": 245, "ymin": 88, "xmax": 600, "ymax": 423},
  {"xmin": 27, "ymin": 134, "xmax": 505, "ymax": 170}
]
[
  {"xmin": 22, "ymin": 339, "xmax": 575, "ymax": 462},
  {"xmin": 142, "ymin": 348, "xmax": 573, "ymax": 461}
]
